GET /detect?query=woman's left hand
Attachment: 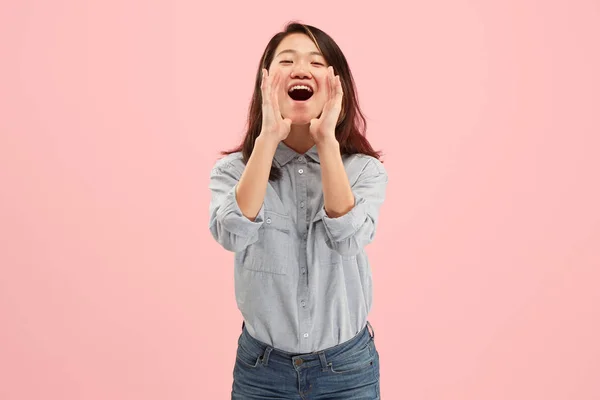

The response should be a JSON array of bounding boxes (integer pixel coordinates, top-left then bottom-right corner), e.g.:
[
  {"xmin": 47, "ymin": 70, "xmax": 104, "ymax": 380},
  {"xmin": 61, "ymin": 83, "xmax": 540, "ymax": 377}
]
[{"xmin": 309, "ymin": 66, "xmax": 343, "ymax": 144}]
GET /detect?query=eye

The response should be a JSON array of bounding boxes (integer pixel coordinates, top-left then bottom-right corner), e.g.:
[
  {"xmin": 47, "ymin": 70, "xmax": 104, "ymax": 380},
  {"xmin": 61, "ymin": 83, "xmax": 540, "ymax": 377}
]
[
  {"xmin": 312, "ymin": 62, "xmax": 324, "ymax": 66},
  {"xmin": 279, "ymin": 60, "xmax": 292, "ymax": 64}
]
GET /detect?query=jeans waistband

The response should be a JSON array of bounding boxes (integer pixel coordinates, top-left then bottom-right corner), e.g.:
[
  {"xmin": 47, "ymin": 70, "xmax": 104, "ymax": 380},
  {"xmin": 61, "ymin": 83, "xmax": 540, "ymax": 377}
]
[{"xmin": 238, "ymin": 321, "xmax": 375, "ymax": 369}]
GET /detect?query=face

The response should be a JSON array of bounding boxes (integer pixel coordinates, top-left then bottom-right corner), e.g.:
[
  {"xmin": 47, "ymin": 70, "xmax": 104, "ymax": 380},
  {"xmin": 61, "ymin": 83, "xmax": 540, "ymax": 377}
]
[{"xmin": 268, "ymin": 33, "xmax": 330, "ymax": 125}]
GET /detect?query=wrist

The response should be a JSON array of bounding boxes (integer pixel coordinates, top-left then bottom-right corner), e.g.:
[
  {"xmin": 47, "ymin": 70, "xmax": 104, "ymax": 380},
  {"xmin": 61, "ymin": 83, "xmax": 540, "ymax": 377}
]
[
  {"xmin": 255, "ymin": 134, "xmax": 280, "ymax": 152},
  {"xmin": 315, "ymin": 135, "xmax": 339, "ymax": 150}
]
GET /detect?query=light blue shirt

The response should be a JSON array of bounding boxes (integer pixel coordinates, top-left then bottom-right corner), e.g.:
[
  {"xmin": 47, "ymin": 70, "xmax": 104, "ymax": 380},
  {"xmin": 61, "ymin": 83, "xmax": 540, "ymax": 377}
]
[{"xmin": 208, "ymin": 141, "xmax": 388, "ymax": 353}]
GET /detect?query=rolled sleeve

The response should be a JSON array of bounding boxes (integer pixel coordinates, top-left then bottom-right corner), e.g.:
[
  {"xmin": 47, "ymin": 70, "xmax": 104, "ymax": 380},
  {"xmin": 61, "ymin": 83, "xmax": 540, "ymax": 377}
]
[
  {"xmin": 208, "ymin": 161, "xmax": 264, "ymax": 252},
  {"xmin": 318, "ymin": 158, "xmax": 388, "ymax": 256}
]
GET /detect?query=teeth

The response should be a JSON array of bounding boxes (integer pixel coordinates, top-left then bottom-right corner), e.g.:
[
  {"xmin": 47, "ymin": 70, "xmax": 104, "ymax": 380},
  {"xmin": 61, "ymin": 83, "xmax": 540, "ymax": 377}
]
[{"xmin": 289, "ymin": 85, "xmax": 313, "ymax": 92}]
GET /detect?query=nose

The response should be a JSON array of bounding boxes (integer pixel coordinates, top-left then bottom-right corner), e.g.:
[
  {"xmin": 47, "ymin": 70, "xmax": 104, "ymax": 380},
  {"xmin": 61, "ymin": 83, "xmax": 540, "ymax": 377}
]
[{"xmin": 290, "ymin": 62, "xmax": 311, "ymax": 79}]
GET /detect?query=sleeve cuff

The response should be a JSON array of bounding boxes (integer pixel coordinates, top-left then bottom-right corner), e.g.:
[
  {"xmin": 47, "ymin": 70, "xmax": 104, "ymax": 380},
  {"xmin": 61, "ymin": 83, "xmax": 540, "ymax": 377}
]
[
  {"xmin": 318, "ymin": 194, "xmax": 368, "ymax": 242},
  {"xmin": 216, "ymin": 184, "xmax": 265, "ymax": 237}
]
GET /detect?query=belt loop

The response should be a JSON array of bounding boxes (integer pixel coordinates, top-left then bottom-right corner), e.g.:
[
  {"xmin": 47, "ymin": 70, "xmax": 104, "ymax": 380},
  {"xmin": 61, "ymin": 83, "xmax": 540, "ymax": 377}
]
[
  {"xmin": 261, "ymin": 346, "xmax": 273, "ymax": 366},
  {"xmin": 367, "ymin": 321, "xmax": 375, "ymax": 339},
  {"xmin": 318, "ymin": 351, "xmax": 328, "ymax": 371}
]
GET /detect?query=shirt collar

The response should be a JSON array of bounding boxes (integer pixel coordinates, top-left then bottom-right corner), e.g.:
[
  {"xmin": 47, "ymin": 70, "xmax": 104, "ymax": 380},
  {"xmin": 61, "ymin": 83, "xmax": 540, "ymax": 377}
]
[{"xmin": 274, "ymin": 141, "xmax": 320, "ymax": 166}]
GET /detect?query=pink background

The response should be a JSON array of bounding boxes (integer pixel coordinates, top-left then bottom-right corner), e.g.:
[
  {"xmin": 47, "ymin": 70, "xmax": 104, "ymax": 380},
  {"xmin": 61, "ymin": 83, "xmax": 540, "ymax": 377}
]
[{"xmin": 1, "ymin": 0, "xmax": 599, "ymax": 399}]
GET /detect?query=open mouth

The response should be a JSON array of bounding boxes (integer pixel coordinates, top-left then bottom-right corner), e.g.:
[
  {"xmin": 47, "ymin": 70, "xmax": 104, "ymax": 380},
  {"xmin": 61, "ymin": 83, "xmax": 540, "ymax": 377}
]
[{"xmin": 288, "ymin": 85, "xmax": 314, "ymax": 101}]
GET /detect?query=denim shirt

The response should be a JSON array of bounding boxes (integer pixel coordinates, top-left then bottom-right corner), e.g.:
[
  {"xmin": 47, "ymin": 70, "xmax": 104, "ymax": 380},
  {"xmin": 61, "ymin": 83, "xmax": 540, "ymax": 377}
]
[{"xmin": 208, "ymin": 141, "xmax": 388, "ymax": 353}]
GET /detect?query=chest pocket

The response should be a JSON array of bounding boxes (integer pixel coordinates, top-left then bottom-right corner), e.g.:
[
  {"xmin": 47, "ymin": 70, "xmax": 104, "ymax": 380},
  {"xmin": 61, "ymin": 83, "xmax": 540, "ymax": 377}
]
[{"xmin": 243, "ymin": 210, "xmax": 293, "ymax": 275}]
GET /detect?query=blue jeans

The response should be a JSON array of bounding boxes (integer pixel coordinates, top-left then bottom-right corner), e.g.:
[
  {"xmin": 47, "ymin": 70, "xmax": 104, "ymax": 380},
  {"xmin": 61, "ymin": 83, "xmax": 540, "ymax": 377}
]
[{"xmin": 231, "ymin": 322, "xmax": 380, "ymax": 399}]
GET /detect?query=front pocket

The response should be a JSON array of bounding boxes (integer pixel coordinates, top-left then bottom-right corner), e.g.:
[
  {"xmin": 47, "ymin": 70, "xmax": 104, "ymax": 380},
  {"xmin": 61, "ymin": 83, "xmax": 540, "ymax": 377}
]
[
  {"xmin": 236, "ymin": 344, "xmax": 262, "ymax": 368},
  {"xmin": 243, "ymin": 211, "xmax": 293, "ymax": 275},
  {"xmin": 328, "ymin": 341, "xmax": 375, "ymax": 374}
]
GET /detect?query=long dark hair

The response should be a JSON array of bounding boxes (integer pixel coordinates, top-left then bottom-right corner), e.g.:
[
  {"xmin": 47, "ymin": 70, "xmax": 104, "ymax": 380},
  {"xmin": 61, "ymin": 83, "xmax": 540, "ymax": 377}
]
[{"xmin": 221, "ymin": 21, "xmax": 383, "ymax": 181}]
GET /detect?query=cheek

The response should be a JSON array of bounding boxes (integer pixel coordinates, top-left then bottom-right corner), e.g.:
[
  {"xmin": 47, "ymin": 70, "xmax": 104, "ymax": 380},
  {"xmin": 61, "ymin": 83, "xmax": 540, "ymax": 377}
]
[
  {"xmin": 268, "ymin": 61, "xmax": 280, "ymax": 72},
  {"xmin": 314, "ymin": 87, "xmax": 329, "ymax": 104},
  {"xmin": 278, "ymin": 86, "xmax": 289, "ymax": 101},
  {"xmin": 314, "ymin": 76, "xmax": 330, "ymax": 97},
  {"xmin": 314, "ymin": 74, "xmax": 328, "ymax": 89}
]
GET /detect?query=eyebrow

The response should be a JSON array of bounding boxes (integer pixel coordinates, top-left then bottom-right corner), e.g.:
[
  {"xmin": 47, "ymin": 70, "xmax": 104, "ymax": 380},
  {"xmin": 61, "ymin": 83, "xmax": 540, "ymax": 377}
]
[{"xmin": 275, "ymin": 49, "xmax": 324, "ymax": 58}]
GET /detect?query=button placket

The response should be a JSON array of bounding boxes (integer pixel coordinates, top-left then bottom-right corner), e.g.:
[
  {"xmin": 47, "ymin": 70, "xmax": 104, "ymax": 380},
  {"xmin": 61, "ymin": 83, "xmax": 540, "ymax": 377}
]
[{"xmin": 295, "ymin": 154, "xmax": 311, "ymax": 351}]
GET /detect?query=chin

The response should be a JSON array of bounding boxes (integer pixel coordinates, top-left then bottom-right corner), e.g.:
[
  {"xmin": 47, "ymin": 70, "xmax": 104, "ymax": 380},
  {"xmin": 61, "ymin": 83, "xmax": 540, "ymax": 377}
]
[
  {"xmin": 282, "ymin": 112, "xmax": 314, "ymax": 126},
  {"xmin": 290, "ymin": 117, "xmax": 312, "ymax": 125}
]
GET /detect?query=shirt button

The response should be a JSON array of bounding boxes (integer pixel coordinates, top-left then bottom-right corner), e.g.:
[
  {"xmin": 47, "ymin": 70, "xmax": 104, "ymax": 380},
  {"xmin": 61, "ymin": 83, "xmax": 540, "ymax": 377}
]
[
  {"xmin": 300, "ymin": 202, "xmax": 305, "ymax": 208},
  {"xmin": 301, "ymin": 268, "xmax": 306, "ymax": 274},
  {"xmin": 301, "ymin": 300, "xmax": 306, "ymax": 306},
  {"xmin": 298, "ymin": 156, "xmax": 305, "ymax": 162},
  {"xmin": 303, "ymin": 333, "xmax": 309, "ymax": 338},
  {"xmin": 298, "ymin": 169, "xmax": 304, "ymax": 174},
  {"xmin": 266, "ymin": 218, "xmax": 272, "ymax": 224}
]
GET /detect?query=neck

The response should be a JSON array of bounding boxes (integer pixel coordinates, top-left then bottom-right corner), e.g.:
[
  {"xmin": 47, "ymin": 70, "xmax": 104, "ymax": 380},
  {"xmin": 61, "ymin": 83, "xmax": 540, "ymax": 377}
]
[{"xmin": 283, "ymin": 123, "xmax": 315, "ymax": 154}]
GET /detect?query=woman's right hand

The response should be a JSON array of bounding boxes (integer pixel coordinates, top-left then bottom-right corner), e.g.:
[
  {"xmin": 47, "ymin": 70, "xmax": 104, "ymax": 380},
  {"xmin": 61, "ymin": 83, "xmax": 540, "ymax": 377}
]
[{"xmin": 259, "ymin": 68, "xmax": 291, "ymax": 143}]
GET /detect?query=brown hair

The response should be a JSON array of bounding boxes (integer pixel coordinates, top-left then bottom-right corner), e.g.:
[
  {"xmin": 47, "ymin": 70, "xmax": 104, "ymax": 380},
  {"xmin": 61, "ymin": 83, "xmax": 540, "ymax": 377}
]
[{"xmin": 221, "ymin": 21, "xmax": 383, "ymax": 181}]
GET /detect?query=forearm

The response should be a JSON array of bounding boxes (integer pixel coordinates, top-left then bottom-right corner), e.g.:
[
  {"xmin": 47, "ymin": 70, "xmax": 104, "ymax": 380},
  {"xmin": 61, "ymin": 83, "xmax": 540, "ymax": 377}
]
[
  {"xmin": 317, "ymin": 138, "xmax": 355, "ymax": 218},
  {"xmin": 235, "ymin": 135, "xmax": 279, "ymax": 221}
]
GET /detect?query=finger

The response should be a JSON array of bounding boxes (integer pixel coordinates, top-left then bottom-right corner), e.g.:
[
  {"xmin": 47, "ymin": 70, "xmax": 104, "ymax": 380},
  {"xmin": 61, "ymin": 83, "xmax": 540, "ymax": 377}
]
[
  {"xmin": 261, "ymin": 68, "xmax": 271, "ymax": 105},
  {"xmin": 271, "ymin": 71, "xmax": 282, "ymax": 117},
  {"xmin": 327, "ymin": 66, "xmax": 333, "ymax": 100},
  {"xmin": 261, "ymin": 68, "xmax": 268, "ymax": 90},
  {"xmin": 322, "ymin": 66, "xmax": 334, "ymax": 114},
  {"xmin": 334, "ymin": 75, "xmax": 343, "ymax": 107},
  {"xmin": 330, "ymin": 67, "xmax": 338, "ymax": 106},
  {"xmin": 270, "ymin": 71, "xmax": 280, "ymax": 103}
]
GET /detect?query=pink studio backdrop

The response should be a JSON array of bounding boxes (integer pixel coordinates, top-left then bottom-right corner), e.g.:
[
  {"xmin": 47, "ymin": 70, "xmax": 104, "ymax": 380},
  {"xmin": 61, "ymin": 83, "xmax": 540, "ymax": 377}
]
[{"xmin": 1, "ymin": 0, "xmax": 599, "ymax": 399}]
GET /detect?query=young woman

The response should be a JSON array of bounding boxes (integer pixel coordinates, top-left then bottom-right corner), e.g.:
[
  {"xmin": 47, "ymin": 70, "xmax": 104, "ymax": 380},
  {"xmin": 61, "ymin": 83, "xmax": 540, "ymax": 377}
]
[{"xmin": 209, "ymin": 21, "xmax": 388, "ymax": 399}]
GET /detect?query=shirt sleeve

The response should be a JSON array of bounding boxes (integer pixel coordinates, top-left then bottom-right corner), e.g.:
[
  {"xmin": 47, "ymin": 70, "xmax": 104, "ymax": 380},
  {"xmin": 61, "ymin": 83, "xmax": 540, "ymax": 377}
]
[
  {"xmin": 315, "ymin": 157, "xmax": 388, "ymax": 257},
  {"xmin": 208, "ymin": 160, "xmax": 265, "ymax": 252}
]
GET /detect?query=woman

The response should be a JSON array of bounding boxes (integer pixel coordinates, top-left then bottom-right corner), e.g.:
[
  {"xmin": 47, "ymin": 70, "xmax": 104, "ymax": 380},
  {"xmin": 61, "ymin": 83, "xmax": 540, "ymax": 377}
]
[{"xmin": 209, "ymin": 21, "xmax": 388, "ymax": 399}]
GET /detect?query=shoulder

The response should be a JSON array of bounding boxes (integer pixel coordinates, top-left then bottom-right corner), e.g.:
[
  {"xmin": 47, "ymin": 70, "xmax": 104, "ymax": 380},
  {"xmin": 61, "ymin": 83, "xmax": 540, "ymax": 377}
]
[
  {"xmin": 210, "ymin": 152, "xmax": 245, "ymax": 176},
  {"xmin": 343, "ymin": 153, "xmax": 387, "ymax": 177}
]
